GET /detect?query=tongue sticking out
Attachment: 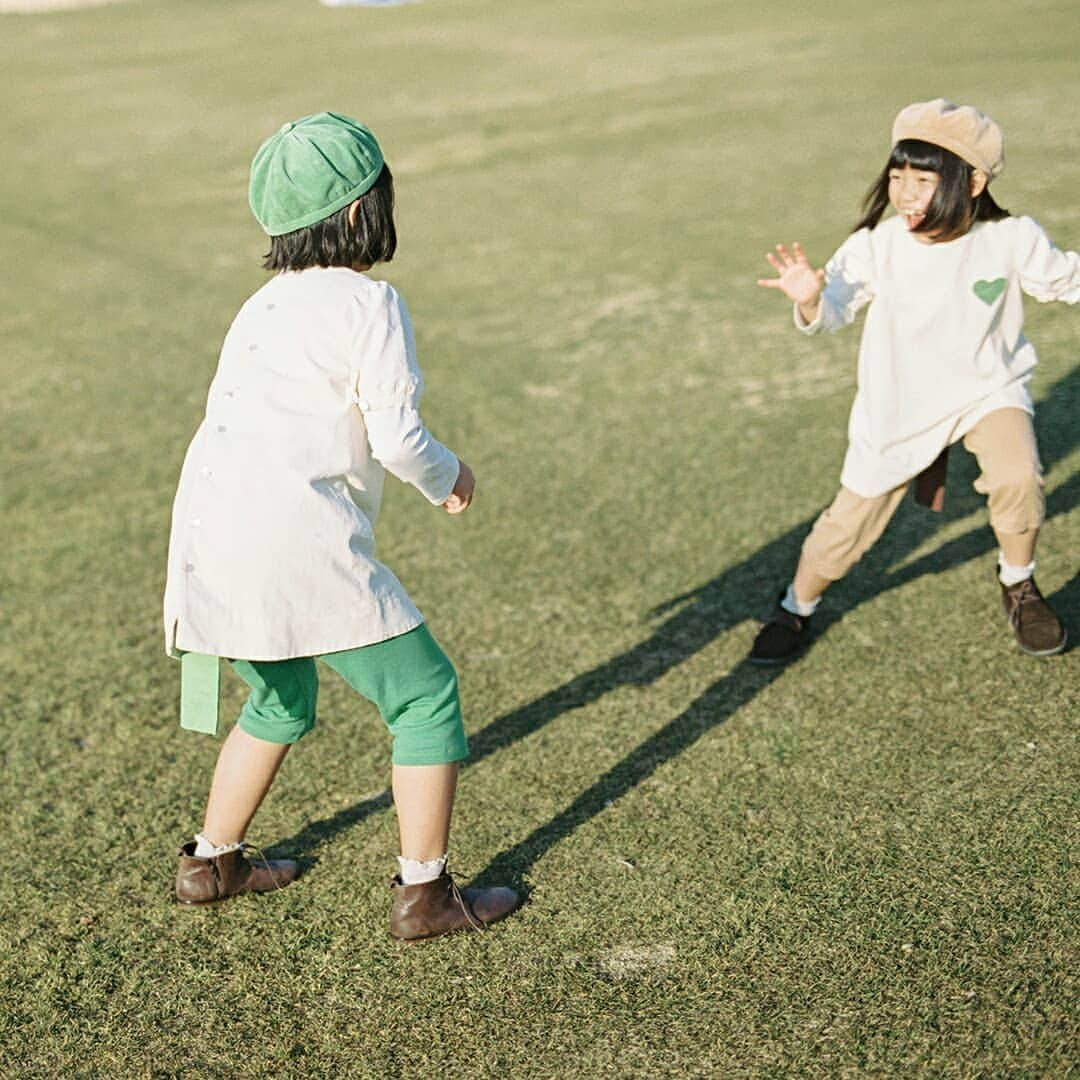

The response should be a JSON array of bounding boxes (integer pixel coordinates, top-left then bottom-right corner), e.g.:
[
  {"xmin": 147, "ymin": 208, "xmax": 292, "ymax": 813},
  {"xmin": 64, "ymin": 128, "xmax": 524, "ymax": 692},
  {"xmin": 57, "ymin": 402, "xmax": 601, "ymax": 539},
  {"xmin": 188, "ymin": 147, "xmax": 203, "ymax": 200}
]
[{"xmin": 904, "ymin": 212, "xmax": 925, "ymax": 231}]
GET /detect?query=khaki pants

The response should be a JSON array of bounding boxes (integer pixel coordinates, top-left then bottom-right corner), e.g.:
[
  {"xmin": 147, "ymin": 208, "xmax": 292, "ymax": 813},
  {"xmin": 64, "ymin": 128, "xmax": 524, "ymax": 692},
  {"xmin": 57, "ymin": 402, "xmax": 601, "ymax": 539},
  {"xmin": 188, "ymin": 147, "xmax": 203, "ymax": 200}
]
[{"xmin": 802, "ymin": 408, "xmax": 1045, "ymax": 582}]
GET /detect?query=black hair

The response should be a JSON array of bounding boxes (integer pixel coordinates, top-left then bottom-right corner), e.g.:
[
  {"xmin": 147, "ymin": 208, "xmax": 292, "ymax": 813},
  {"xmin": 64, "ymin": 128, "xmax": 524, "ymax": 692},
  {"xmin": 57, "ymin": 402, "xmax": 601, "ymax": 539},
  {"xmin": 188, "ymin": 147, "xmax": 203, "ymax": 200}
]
[
  {"xmin": 262, "ymin": 163, "xmax": 397, "ymax": 271},
  {"xmin": 854, "ymin": 139, "xmax": 1009, "ymax": 242}
]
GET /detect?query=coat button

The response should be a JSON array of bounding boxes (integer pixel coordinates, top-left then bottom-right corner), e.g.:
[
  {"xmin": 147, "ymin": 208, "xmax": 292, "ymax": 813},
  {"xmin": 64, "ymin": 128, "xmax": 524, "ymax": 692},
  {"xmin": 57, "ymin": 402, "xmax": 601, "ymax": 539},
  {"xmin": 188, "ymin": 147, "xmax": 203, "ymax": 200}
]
[{"xmin": 216, "ymin": 425, "xmax": 227, "ymax": 433}]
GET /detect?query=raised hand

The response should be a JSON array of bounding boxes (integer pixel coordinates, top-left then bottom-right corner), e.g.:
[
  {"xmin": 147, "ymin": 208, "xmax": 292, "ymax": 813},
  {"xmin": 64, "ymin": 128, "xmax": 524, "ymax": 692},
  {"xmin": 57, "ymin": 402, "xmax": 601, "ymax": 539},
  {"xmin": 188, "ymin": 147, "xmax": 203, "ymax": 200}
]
[{"xmin": 757, "ymin": 242, "xmax": 825, "ymax": 318}]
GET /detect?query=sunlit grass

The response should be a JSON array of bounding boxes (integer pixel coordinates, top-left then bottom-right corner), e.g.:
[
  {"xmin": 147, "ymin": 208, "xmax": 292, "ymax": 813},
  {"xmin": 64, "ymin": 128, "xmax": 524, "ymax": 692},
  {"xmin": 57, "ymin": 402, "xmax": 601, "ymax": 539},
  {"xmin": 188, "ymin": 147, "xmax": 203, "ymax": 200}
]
[{"xmin": 1, "ymin": 0, "xmax": 1077, "ymax": 1074}]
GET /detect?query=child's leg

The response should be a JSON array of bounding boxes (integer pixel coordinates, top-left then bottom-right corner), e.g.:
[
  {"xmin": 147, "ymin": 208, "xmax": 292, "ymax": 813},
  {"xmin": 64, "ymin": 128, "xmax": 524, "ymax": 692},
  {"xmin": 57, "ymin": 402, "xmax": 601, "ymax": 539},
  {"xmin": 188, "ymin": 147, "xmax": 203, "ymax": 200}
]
[
  {"xmin": 961, "ymin": 407, "xmax": 1044, "ymax": 569},
  {"xmin": 961, "ymin": 408, "xmax": 1063, "ymax": 655},
  {"xmin": 199, "ymin": 656, "xmax": 319, "ymax": 845},
  {"xmin": 201, "ymin": 726, "xmax": 292, "ymax": 846},
  {"xmin": 175, "ymin": 657, "xmax": 316, "ymax": 904},
  {"xmin": 320, "ymin": 626, "xmax": 519, "ymax": 939},
  {"xmin": 392, "ymin": 762, "xmax": 457, "ymax": 862},
  {"xmin": 320, "ymin": 625, "xmax": 467, "ymax": 862},
  {"xmin": 791, "ymin": 564, "xmax": 835, "ymax": 609},
  {"xmin": 751, "ymin": 483, "xmax": 907, "ymax": 664},
  {"xmin": 795, "ymin": 484, "xmax": 909, "ymax": 603}
]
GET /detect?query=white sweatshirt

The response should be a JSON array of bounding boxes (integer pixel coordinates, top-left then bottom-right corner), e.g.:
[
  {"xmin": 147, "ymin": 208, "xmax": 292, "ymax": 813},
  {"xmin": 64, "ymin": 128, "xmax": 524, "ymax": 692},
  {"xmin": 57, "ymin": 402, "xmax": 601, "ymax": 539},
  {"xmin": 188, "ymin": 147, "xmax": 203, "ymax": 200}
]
[{"xmin": 797, "ymin": 214, "xmax": 1080, "ymax": 496}]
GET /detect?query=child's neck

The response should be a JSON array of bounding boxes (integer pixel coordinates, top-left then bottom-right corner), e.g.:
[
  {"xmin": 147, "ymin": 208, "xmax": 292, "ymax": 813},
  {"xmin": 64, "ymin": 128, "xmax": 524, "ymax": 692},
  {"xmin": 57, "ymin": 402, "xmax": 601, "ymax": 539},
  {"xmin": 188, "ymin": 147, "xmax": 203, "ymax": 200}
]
[{"xmin": 904, "ymin": 216, "xmax": 976, "ymax": 246}]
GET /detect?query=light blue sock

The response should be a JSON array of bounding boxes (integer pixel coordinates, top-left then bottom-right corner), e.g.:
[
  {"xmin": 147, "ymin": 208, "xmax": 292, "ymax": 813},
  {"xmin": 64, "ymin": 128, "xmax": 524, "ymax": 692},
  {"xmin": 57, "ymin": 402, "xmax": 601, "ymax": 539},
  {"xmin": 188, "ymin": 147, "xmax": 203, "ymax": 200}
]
[{"xmin": 781, "ymin": 584, "xmax": 819, "ymax": 618}]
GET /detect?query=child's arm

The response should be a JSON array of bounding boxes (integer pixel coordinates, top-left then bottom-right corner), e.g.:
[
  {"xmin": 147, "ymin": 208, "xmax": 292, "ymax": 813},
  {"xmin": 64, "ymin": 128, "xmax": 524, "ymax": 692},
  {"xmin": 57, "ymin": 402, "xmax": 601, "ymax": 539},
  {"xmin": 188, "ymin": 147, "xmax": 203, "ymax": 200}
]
[
  {"xmin": 1015, "ymin": 217, "xmax": 1080, "ymax": 304},
  {"xmin": 757, "ymin": 234, "xmax": 874, "ymax": 332},
  {"xmin": 363, "ymin": 406, "xmax": 463, "ymax": 511},
  {"xmin": 354, "ymin": 285, "xmax": 468, "ymax": 513}
]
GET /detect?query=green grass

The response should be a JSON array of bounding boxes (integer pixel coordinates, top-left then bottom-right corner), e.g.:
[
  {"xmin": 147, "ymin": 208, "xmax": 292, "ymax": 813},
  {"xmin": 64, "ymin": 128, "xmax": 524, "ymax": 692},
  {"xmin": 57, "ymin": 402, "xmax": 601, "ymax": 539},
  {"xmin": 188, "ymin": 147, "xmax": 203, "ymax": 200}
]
[{"xmin": 2, "ymin": 0, "xmax": 1078, "ymax": 1075}]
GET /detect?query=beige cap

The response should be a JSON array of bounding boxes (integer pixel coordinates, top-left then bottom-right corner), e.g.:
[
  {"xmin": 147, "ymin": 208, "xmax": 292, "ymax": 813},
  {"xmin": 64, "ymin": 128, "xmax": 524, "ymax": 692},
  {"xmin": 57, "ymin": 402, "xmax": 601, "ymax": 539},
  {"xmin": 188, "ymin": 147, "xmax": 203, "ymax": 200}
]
[{"xmin": 892, "ymin": 98, "xmax": 1004, "ymax": 179}]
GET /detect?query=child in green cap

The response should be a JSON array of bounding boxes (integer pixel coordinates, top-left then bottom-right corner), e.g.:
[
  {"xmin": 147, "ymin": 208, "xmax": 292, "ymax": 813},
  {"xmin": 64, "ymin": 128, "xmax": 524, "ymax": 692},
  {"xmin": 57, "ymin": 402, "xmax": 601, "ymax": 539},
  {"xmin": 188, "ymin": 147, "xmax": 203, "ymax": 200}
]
[{"xmin": 164, "ymin": 112, "xmax": 519, "ymax": 941}]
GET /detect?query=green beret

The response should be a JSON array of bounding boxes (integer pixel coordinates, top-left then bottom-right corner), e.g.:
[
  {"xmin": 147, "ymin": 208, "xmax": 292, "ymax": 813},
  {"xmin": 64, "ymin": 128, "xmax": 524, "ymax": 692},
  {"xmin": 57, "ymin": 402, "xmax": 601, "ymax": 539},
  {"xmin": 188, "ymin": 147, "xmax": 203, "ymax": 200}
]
[{"xmin": 248, "ymin": 112, "xmax": 385, "ymax": 236}]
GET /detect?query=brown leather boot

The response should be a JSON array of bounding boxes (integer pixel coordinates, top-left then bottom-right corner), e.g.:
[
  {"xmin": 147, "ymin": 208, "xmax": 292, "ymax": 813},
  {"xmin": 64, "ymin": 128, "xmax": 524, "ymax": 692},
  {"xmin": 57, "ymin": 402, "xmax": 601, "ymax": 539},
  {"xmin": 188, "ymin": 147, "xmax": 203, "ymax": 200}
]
[
  {"xmin": 175, "ymin": 841, "xmax": 301, "ymax": 906},
  {"xmin": 389, "ymin": 871, "xmax": 519, "ymax": 942},
  {"xmin": 1000, "ymin": 576, "xmax": 1067, "ymax": 656}
]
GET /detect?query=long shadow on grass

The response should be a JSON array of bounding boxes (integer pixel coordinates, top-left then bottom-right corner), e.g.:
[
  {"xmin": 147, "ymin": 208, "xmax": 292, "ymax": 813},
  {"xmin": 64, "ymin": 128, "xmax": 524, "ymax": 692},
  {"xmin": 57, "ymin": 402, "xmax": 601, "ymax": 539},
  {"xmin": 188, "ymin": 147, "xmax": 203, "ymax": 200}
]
[
  {"xmin": 275, "ymin": 369, "xmax": 1078, "ymax": 870},
  {"xmin": 473, "ymin": 472, "xmax": 1079, "ymax": 890},
  {"xmin": 468, "ymin": 367, "xmax": 1079, "ymax": 890}
]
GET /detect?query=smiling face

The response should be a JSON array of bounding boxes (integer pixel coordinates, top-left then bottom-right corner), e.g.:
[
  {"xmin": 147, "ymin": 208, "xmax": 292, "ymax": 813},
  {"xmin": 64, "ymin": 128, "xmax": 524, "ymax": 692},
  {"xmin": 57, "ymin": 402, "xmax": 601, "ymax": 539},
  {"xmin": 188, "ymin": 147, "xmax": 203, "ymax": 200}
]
[
  {"xmin": 857, "ymin": 139, "xmax": 1006, "ymax": 244},
  {"xmin": 888, "ymin": 163, "xmax": 940, "ymax": 236}
]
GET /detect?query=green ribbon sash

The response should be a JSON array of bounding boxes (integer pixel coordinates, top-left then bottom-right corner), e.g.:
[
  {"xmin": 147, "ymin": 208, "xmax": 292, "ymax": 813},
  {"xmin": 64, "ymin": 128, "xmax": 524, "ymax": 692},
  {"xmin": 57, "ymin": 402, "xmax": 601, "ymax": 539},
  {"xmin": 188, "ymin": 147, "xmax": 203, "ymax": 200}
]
[{"xmin": 180, "ymin": 652, "xmax": 221, "ymax": 735}]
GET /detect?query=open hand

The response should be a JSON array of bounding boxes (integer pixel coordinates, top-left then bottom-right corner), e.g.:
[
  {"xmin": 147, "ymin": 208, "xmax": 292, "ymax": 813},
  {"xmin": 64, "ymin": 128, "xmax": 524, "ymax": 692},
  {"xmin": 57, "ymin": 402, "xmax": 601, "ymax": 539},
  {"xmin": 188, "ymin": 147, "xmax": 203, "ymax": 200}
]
[
  {"xmin": 757, "ymin": 242, "xmax": 824, "ymax": 315},
  {"xmin": 443, "ymin": 459, "xmax": 475, "ymax": 515}
]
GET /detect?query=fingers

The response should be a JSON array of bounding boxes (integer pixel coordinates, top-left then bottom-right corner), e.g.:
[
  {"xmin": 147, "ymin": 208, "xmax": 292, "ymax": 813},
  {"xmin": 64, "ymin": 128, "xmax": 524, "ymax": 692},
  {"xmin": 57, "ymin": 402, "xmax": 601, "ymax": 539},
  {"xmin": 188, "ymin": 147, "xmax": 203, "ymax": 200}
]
[
  {"xmin": 443, "ymin": 459, "xmax": 475, "ymax": 514},
  {"xmin": 443, "ymin": 489, "xmax": 473, "ymax": 515},
  {"xmin": 763, "ymin": 242, "xmax": 809, "ymax": 268}
]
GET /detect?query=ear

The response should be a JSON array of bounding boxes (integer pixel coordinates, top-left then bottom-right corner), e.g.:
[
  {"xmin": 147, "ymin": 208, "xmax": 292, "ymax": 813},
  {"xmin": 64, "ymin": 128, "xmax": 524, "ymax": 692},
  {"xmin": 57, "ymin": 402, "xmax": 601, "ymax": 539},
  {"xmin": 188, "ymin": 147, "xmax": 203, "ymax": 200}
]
[
  {"xmin": 970, "ymin": 170, "xmax": 988, "ymax": 199},
  {"xmin": 347, "ymin": 199, "xmax": 361, "ymax": 228}
]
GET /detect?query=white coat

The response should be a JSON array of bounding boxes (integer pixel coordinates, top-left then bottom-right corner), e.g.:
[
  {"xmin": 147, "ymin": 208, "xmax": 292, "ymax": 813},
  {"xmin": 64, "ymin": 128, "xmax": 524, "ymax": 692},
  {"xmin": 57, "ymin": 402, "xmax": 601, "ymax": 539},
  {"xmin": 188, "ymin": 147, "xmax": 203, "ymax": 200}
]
[{"xmin": 163, "ymin": 268, "xmax": 459, "ymax": 661}]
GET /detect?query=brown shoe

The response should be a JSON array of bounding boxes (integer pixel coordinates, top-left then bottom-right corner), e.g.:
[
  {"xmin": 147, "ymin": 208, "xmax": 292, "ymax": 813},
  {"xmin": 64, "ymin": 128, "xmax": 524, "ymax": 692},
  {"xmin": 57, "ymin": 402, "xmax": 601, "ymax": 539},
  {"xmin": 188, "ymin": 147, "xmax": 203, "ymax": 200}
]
[
  {"xmin": 175, "ymin": 841, "xmax": 300, "ymax": 906},
  {"xmin": 389, "ymin": 871, "xmax": 519, "ymax": 942},
  {"xmin": 1000, "ymin": 576, "xmax": 1067, "ymax": 656}
]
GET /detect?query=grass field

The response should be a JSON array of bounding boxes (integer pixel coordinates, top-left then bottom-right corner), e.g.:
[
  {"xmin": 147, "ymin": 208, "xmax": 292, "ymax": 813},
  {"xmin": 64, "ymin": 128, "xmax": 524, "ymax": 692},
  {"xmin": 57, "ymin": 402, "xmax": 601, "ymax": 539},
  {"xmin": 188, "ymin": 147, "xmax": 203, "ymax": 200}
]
[{"xmin": 2, "ymin": 0, "xmax": 1078, "ymax": 1075}]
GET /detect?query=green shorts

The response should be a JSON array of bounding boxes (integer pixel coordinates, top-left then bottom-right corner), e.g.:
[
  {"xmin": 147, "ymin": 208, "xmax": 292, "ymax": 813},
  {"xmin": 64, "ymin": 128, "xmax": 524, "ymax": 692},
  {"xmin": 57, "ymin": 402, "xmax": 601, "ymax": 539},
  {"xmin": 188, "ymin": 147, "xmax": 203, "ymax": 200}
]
[{"xmin": 230, "ymin": 624, "xmax": 467, "ymax": 766}]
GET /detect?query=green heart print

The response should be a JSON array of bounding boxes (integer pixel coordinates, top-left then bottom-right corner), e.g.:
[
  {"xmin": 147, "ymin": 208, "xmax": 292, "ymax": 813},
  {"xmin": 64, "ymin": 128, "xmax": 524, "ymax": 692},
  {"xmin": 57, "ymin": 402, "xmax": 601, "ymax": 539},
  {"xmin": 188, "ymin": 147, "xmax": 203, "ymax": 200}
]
[{"xmin": 972, "ymin": 278, "xmax": 1006, "ymax": 305}]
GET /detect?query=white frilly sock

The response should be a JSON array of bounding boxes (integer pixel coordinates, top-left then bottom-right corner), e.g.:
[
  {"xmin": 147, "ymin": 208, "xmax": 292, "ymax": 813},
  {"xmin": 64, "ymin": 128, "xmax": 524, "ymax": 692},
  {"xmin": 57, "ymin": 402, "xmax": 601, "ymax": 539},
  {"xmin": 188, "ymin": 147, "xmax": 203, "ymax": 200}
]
[
  {"xmin": 193, "ymin": 833, "xmax": 244, "ymax": 858},
  {"xmin": 397, "ymin": 853, "xmax": 448, "ymax": 885}
]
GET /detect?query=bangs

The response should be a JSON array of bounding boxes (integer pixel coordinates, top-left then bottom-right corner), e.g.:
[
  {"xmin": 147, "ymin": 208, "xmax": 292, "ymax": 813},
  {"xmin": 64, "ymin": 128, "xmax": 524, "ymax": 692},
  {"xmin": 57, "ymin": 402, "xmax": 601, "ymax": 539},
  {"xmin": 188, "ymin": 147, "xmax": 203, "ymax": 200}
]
[
  {"xmin": 888, "ymin": 139, "xmax": 947, "ymax": 174},
  {"xmin": 854, "ymin": 137, "xmax": 1009, "ymax": 238}
]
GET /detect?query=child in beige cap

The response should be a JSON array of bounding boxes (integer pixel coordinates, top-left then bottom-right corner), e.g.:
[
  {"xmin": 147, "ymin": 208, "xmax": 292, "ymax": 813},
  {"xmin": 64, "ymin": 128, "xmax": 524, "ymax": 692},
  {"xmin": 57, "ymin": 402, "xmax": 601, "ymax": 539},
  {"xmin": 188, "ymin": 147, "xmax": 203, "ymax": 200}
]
[{"xmin": 753, "ymin": 99, "xmax": 1078, "ymax": 662}]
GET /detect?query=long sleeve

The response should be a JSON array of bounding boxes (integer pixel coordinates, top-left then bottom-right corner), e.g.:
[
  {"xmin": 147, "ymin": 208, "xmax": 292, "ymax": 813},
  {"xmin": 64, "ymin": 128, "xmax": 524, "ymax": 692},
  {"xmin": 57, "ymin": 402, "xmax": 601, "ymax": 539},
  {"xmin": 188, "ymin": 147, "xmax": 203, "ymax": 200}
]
[
  {"xmin": 1015, "ymin": 216, "xmax": 1080, "ymax": 304},
  {"xmin": 364, "ymin": 405, "xmax": 459, "ymax": 504},
  {"xmin": 352, "ymin": 284, "xmax": 459, "ymax": 505},
  {"xmin": 796, "ymin": 228, "xmax": 876, "ymax": 335}
]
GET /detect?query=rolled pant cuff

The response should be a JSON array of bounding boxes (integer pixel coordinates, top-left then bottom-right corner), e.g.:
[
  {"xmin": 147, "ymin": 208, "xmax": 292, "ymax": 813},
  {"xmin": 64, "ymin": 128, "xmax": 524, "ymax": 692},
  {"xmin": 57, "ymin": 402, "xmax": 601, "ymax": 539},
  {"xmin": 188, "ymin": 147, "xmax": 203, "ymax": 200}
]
[
  {"xmin": 799, "ymin": 557, "xmax": 849, "ymax": 583},
  {"xmin": 237, "ymin": 714, "xmax": 311, "ymax": 745},
  {"xmin": 391, "ymin": 740, "xmax": 470, "ymax": 767},
  {"xmin": 987, "ymin": 507, "xmax": 1044, "ymax": 535}
]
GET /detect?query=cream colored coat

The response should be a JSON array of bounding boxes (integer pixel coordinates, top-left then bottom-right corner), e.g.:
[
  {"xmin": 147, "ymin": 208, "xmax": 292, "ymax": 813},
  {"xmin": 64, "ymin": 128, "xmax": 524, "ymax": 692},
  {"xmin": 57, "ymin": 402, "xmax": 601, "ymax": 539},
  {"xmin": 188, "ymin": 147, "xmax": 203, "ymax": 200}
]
[
  {"xmin": 798, "ymin": 215, "xmax": 1079, "ymax": 496},
  {"xmin": 164, "ymin": 268, "xmax": 459, "ymax": 661}
]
